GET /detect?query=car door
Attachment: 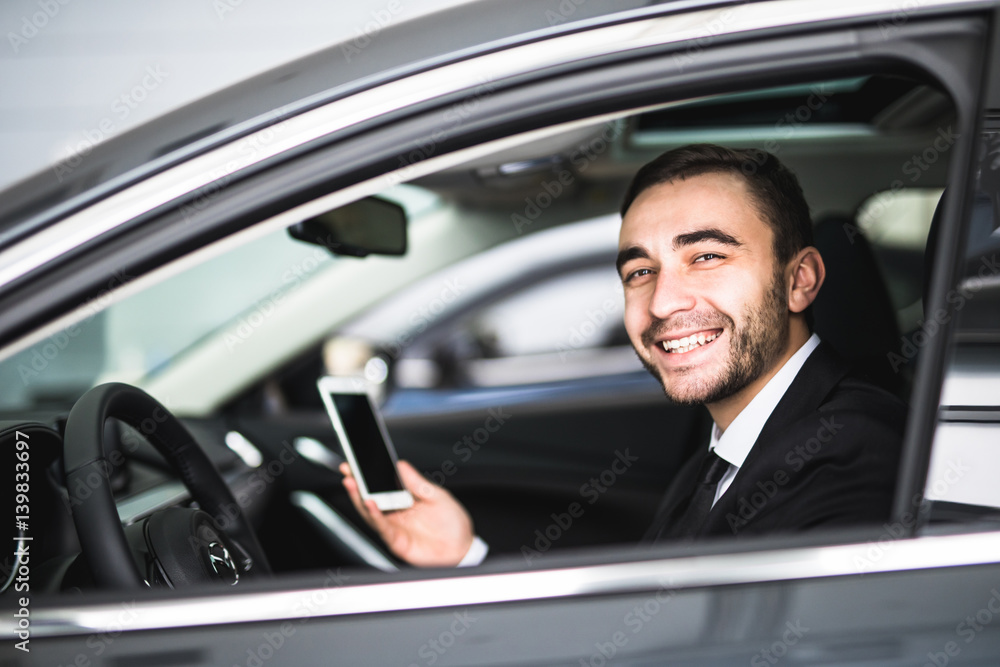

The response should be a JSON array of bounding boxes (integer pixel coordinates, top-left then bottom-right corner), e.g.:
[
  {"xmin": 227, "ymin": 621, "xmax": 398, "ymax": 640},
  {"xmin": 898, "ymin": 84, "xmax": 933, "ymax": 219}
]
[{"xmin": 8, "ymin": 1, "xmax": 1000, "ymax": 666}]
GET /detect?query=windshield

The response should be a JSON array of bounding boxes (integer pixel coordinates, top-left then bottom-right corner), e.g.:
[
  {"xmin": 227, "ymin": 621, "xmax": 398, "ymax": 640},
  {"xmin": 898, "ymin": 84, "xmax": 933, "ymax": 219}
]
[
  {"xmin": 0, "ymin": 185, "xmax": 440, "ymax": 411},
  {"xmin": 0, "ymin": 230, "xmax": 334, "ymax": 411}
]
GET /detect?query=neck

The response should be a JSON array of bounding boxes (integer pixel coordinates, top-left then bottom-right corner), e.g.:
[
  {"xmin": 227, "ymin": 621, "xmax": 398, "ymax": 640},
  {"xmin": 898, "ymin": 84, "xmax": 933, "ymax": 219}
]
[{"xmin": 707, "ymin": 320, "xmax": 811, "ymax": 433}]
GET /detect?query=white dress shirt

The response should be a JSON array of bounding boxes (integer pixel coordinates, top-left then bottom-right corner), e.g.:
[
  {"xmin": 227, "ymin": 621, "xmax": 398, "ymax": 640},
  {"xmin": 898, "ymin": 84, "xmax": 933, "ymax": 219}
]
[
  {"xmin": 709, "ymin": 333, "xmax": 821, "ymax": 505},
  {"xmin": 457, "ymin": 535, "xmax": 489, "ymax": 567}
]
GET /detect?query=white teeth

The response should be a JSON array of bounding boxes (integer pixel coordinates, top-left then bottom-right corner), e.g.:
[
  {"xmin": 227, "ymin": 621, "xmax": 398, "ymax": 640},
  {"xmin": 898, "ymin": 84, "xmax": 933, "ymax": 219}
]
[{"xmin": 662, "ymin": 331, "xmax": 720, "ymax": 353}]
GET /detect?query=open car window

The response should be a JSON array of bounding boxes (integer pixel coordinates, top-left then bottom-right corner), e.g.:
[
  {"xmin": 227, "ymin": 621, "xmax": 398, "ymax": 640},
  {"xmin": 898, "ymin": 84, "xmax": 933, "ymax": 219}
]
[{"xmin": 922, "ymin": 130, "xmax": 1000, "ymax": 517}]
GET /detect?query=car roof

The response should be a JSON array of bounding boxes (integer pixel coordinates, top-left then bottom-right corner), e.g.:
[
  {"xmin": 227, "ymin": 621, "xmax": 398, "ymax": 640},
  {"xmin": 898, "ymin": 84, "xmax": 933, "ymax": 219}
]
[{"xmin": 0, "ymin": 0, "xmax": 676, "ymax": 251}]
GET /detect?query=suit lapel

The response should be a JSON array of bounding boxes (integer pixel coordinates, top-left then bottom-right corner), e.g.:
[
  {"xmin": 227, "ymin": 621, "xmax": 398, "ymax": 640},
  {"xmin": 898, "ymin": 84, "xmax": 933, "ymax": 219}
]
[
  {"xmin": 701, "ymin": 342, "xmax": 849, "ymax": 535},
  {"xmin": 642, "ymin": 446, "xmax": 708, "ymax": 542},
  {"xmin": 748, "ymin": 342, "xmax": 847, "ymax": 462}
]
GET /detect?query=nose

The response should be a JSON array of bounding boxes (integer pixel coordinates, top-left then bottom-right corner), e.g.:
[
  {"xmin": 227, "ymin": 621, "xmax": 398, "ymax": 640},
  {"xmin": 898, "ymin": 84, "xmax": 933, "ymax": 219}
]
[{"xmin": 648, "ymin": 266, "xmax": 696, "ymax": 321}]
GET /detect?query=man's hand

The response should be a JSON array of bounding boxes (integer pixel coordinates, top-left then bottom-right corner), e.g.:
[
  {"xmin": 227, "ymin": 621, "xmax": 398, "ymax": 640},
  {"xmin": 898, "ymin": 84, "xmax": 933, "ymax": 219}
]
[{"xmin": 340, "ymin": 460, "xmax": 475, "ymax": 567}]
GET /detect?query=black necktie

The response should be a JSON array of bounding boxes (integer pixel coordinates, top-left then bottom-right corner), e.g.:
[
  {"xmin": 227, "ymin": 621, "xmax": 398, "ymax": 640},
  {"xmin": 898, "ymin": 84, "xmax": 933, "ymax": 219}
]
[{"xmin": 663, "ymin": 449, "xmax": 730, "ymax": 540}]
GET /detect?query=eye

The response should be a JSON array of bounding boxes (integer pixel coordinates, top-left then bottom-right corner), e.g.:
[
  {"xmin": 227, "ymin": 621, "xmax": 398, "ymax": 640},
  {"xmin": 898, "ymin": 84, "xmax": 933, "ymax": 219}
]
[
  {"xmin": 623, "ymin": 267, "xmax": 652, "ymax": 283},
  {"xmin": 694, "ymin": 252, "xmax": 724, "ymax": 263}
]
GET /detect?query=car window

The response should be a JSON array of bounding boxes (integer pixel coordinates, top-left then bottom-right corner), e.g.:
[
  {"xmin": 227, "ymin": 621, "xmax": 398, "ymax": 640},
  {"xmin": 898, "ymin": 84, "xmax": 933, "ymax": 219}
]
[
  {"xmin": 394, "ymin": 264, "xmax": 640, "ymax": 388},
  {"xmin": 0, "ymin": 230, "xmax": 333, "ymax": 411},
  {"xmin": 856, "ymin": 187, "xmax": 944, "ymax": 336},
  {"xmin": 0, "ymin": 185, "xmax": 440, "ymax": 411},
  {"xmin": 923, "ymin": 130, "xmax": 1000, "ymax": 515}
]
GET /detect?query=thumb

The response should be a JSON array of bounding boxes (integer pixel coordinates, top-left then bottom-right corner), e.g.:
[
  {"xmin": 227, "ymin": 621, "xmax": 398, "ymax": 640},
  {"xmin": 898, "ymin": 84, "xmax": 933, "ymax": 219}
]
[{"xmin": 397, "ymin": 460, "xmax": 438, "ymax": 500}]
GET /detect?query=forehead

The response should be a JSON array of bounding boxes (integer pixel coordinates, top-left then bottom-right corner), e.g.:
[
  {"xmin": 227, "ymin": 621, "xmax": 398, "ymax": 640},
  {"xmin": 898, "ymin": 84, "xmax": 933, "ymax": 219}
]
[{"xmin": 618, "ymin": 171, "xmax": 770, "ymax": 246}]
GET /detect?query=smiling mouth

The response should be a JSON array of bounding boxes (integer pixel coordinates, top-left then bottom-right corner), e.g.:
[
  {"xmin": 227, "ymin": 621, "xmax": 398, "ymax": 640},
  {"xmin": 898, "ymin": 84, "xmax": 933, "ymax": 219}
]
[{"xmin": 660, "ymin": 330, "xmax": 721, "ymax": 354}]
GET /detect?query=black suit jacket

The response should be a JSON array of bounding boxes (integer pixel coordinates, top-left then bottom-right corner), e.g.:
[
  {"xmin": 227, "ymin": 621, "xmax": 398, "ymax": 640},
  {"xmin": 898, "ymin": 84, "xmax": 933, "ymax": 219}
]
[{"xmin": 645, "ymin": 342, "xmax": 906, "ymax": 542}]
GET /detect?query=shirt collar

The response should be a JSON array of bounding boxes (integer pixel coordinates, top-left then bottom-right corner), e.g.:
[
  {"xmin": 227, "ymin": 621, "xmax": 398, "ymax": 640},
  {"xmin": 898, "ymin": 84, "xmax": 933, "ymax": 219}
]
[{"xmin": 709, "ymin": 333, "xmax": 821, "ymax": 468}]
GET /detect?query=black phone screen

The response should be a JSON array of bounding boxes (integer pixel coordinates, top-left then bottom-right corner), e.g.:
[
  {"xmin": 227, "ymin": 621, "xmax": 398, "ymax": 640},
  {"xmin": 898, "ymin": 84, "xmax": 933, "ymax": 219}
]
[{"xmin": 331, "ymin": 392, "xmax": 403, "ymax": 493}]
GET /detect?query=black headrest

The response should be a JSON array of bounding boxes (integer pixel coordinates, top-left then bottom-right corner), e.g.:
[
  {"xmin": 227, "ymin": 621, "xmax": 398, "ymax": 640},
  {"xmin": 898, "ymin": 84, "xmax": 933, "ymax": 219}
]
[
  {"xmin": 924, "ymin": 192, "xmax": 945, "ymax": 308},
  {"xmin": 812, "ymin": 215, "xmax": 902, "ymax": 395},
  {"xmin": 924, "ymin": 189, "xmax": 997, "ymax": 308}
]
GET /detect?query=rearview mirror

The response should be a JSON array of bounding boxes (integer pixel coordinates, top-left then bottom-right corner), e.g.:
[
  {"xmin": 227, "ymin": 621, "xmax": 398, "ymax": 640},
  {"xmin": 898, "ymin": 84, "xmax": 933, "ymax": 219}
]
[{"xmin": 288, "ymin": 197, "xmax": 407, "ymax": 257}]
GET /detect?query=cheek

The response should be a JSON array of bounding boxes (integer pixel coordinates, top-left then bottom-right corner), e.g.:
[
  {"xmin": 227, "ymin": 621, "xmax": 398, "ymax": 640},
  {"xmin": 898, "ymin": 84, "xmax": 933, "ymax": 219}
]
[
  {"xmin": 706, "ymin": 270, "xmax": 763, "ymax": 316},
  {"xmin": 622, "ymin": 299, "xmax": 647, "ymax": 341}
]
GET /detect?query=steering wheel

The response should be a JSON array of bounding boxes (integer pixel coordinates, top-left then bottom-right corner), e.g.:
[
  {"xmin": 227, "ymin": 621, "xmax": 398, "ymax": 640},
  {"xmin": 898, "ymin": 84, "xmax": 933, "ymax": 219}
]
[{"xmin": 63, "ymin": 383, "xmax": 271, "ymax": 590}]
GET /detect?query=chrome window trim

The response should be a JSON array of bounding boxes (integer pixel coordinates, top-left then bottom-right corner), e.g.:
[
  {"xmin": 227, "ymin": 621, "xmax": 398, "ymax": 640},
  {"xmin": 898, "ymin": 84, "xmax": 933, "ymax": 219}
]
[
  {"xmin": 12, "ymin": 530, "xmax": 1000, "ymax": 638},
  {"xmin": 0, "ymin": 0, "xmax": 984, "ymax": 294}
]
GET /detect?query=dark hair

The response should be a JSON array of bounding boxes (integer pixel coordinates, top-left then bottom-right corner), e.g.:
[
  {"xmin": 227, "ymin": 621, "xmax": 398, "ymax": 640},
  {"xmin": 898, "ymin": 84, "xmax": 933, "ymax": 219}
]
[{"xmin": 620, "ymin": 144, "xmax": 812, "ymax": 267}]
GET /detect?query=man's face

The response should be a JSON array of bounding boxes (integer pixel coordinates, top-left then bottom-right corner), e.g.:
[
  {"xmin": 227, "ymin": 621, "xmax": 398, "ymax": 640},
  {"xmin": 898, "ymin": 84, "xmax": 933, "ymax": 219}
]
[{"xmin": 617, "ymin": 171, "xmax": 790, "ymax": 406}]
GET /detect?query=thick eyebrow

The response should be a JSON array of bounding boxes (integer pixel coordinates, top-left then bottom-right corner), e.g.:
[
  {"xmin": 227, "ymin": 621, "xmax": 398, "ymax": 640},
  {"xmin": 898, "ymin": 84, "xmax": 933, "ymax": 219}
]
[
  {"xmin": 616, "ymin": 228, "xmax": 743, "ymax": 276},
  {"xmin": 616, "ymin": 245, "xmax": 649, "ymax": 276},
  {"xmin": 672, "ymin": 227, "xmax": 743, "ymax": 250}
]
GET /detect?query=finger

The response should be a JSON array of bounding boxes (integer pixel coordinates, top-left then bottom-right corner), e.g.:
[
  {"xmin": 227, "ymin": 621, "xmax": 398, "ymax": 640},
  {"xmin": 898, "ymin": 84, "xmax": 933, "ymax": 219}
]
[
  {"xmin": 397, "ymin": 460, "xmax": 438, "ymax": 500},
  {"xmin": 361, "ymin": 499, "xmax": 398, "ymax": 545},
  {"xmin": 340, "ymin": 474, "xmax": 371, "ymax": 521}
]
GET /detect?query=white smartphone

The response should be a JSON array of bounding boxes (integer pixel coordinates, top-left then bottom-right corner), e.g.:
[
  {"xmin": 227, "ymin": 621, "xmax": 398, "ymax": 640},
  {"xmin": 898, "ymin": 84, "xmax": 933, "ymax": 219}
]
[{"xmin": 317, "ymin": 376, "xmax": 413, "ymax": 511}]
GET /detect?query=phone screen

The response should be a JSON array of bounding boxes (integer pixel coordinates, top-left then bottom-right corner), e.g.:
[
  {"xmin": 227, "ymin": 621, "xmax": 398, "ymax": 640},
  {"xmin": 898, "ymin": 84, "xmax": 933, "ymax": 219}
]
[{"xmin": 330, "ymin": 392, "xmax": 403, "ymax": 493}]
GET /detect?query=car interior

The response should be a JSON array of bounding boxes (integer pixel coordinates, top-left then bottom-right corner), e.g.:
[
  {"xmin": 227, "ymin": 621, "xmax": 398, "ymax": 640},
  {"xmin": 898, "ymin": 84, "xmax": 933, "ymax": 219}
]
[{"xmin": 0, "ymin": 62, "xmax": 970, "ymax": 594}]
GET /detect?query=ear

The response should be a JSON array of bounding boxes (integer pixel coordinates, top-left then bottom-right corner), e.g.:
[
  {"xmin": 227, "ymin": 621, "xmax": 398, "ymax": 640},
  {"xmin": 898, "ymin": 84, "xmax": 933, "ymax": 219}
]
[{"xmin": 787, "ymin": 246, "xmax": 825, "ymax": 314}]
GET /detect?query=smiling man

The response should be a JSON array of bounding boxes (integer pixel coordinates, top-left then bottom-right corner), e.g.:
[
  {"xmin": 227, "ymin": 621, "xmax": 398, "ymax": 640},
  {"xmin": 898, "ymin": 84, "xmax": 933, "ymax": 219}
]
[
  {"xmin": 618, "ymin": 144, "xmax": 906, "ymax": 541},
  {"xmin": 341, "ymin": 144, "xmax": 907, "ymax": 563}
]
